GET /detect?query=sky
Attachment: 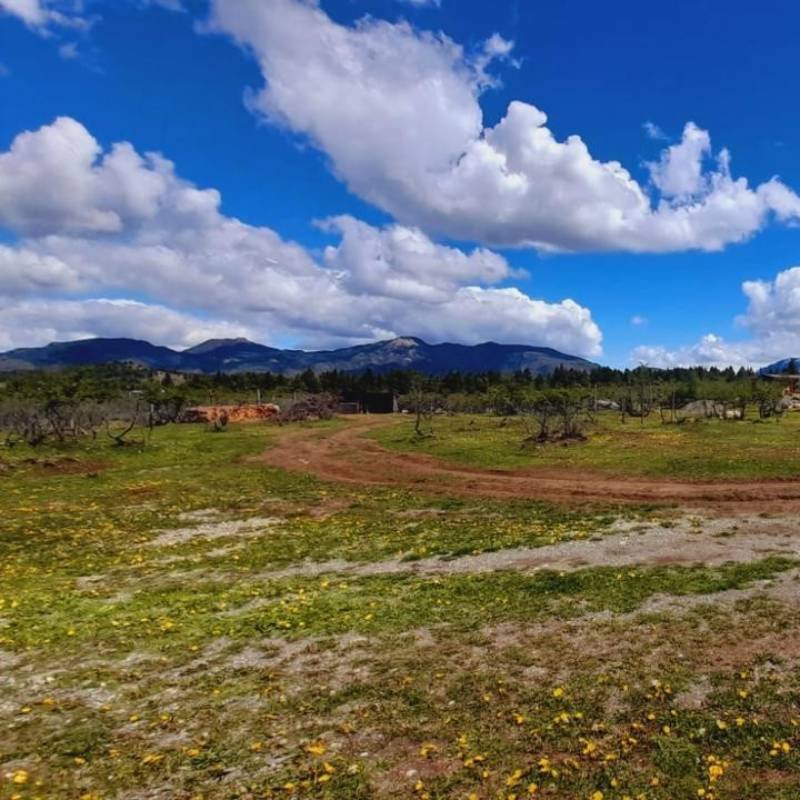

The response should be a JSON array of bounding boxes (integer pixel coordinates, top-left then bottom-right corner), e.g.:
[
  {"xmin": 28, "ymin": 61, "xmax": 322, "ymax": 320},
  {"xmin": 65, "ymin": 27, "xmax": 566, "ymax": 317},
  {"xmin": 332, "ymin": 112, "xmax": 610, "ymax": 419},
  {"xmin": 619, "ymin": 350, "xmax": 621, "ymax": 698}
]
[{"xmin": 2, "ymin": 0, "xmax": 800, "ymax": 368}]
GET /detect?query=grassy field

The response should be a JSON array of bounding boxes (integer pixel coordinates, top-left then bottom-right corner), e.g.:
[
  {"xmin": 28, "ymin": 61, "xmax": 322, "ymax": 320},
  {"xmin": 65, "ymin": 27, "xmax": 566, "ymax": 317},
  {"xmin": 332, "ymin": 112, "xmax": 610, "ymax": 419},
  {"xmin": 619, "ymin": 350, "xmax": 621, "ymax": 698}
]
[
  {"xmin": 373, "ymin": 411, "xmax": 800, "ymax": 479},
  {"xmin": 2, "ymin": 421, "xmax": 800, "ymax": 799}
]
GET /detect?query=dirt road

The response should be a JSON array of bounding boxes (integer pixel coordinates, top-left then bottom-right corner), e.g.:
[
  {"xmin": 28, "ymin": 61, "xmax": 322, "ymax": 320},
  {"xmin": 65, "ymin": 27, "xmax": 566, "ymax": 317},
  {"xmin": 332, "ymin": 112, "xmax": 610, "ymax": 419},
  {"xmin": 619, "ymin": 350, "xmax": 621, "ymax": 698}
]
[{"xmin": 261, "ymin": 416, "xmax": 800, "ymax": 512}]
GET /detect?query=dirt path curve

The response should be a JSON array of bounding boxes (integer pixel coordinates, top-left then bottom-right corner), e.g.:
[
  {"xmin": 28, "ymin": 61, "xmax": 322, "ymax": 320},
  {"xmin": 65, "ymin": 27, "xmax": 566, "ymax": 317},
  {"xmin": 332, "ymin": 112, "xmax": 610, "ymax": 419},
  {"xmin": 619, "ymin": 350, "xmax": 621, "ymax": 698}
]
[{"xmin": 261, "ymin": 416, "xmax": 800, "ymax": 512}]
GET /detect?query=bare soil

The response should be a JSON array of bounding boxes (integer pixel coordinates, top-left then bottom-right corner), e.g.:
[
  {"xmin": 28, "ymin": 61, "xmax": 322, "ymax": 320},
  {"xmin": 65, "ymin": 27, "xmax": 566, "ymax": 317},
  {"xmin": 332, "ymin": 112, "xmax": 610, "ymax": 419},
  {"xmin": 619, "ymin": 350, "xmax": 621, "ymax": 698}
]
[
  {"xmin": 147, "ymin": 516, "xmax": 284, "ymax": 548},
  {"xmin": 261, "ymin": 416, "xmax": 800, "ymax": 513},
  {"xmin": 247, "ymin": 516, "xmax": 800, "ymax": 581}
]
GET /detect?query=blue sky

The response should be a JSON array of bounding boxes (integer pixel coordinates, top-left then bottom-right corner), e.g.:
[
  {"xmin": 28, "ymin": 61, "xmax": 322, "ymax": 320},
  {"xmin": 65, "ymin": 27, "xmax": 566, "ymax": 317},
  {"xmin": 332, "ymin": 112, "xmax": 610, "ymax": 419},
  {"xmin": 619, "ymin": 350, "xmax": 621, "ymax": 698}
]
[{"xmin": 2, "ymin": 0, "xmax": 800, "ymax": 367}]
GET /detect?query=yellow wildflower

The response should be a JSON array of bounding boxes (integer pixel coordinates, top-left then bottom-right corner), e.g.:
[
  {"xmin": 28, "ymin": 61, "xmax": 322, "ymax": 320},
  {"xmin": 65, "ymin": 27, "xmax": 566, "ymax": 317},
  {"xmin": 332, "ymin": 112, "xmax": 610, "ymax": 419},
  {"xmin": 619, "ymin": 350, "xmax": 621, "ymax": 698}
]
[
  {"xmin": 506, "ymin": 768, "xmax": 523, "ymax": 787},
  {"xmin": 11, "ymin": 771, "xmax": 29, "ymax": 785}
]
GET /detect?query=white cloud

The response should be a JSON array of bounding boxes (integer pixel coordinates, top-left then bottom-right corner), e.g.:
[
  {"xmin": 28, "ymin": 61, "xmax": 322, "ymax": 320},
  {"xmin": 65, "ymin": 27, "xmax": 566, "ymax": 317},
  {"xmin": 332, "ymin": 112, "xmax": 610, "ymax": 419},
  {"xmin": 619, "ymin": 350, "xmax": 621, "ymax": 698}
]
[
  {"xmin": 647, "ymin": 122, "xmax": 711, "ymax": 200},
  {"xmin": 0, "ymin": 245, "xmax": 83, "ymax": 295},
  {"xmin": 57, "ymin": 40, "xmax": 79, "ymax": 59},
  {"xmin": 0, "ymin": 0, "xmax": 51, "ymax": 26},
  {"xmin": 0, "ymin": 117, "xmax": 170, "ymax": 236},
  {"xmin": 208, "ymin": 0, "xmax": 800, "ymax": 253},
  {"xmin": 0, "ymin": 298, "xmax": 254, "ymax": 351},
  {"xmin": 0, "ymin": 117, "xmax": 602, "ymax": 356},
  {"xmin": 630, "ymin": 315, "xmax": 647, "ymax": 327},
  {"xmin": 632, "ymin": 266, "xmax": 800, "ymax": 368},
  {"xmin": 320, "ymin": 214, "xmax": 514, "ymax": 303},
  {"xmin": 632, "ymin": 335, "xmax": 751, "ymax": 369},
  {"xmin": 739, "ymin": 267, "xmax": 800, "ymax": 337},
  {"xmin": 0, "ymin": 0, "xmax": 184, "ymax": 31},
  {"xmin": 0, "ymin": 0, "xmax": 89, "ymax": 33},
  {"xmin": 394, "ymin": 287, "xmax": 601, "ymax": 356},
  {"xmin": 643, "ymin": 121, "xmax": 667, "ymax": 141}
]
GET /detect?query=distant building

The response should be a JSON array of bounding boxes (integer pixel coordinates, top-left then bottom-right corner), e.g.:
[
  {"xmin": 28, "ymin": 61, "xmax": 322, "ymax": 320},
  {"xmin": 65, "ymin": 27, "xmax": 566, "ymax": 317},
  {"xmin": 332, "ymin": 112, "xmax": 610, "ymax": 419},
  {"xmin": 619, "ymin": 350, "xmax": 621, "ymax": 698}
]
[
  {"xmin": 338, "ymin": 392, "xmax": 398, "ymax": 414},
  {"xmin": 764, "ymin": 373, "xmax": 800, "ymax": 394}
]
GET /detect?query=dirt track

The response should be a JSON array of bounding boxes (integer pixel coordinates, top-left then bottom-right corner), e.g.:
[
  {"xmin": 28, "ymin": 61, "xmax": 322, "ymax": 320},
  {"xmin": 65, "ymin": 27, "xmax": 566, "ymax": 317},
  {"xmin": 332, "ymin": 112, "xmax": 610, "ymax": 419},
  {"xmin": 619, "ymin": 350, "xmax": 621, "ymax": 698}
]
[{"xmin": 261, "ymin": 416, "xmax": 800, "ymax": 512}]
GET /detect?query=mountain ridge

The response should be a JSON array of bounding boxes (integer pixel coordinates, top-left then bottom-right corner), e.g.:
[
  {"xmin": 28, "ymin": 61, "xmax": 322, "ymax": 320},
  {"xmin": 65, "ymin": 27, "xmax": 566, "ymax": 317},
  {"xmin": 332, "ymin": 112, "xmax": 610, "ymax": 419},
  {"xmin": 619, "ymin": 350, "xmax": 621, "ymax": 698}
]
[
  {"xmin": 0, "ymin": 336, "xmax": 599, "ymax": 376},
  {"xmin": 760, "ymin": 357, "xmax": 800, "ymax": 375}
]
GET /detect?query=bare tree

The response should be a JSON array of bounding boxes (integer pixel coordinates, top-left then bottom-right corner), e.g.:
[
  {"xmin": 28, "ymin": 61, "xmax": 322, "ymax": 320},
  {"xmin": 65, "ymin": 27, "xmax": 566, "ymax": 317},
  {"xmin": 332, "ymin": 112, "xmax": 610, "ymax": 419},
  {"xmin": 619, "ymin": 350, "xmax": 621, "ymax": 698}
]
[
  {"xmin": 520, "ymin": 396, "xmax": 553, "ymax": 442},
  {"xmin": 409, "ymin": 378, "xmax": 436, "ymax": 438},
  {"xmin": 517, "ymin": 389, "xmax": 592, "ymax": 446},
  {"xmin": 0, "ymin": 401, "xmax": 48, "ymax": 447},
  {"xmin": 104, "ymin": 398, "xmax": 143, "ymax": 447}
]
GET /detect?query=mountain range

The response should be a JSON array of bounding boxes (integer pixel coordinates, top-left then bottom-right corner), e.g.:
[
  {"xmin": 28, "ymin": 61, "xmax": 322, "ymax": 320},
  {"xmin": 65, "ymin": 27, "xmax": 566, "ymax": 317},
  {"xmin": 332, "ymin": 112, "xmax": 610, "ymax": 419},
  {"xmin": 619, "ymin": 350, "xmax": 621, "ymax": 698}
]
[
  {"xmin": 0, "ymin": 336, "xmax": 598, "ymax": 376},
  {"xmin": 760, "ymin": 358, "xmax": 800, "ymax": 375}
]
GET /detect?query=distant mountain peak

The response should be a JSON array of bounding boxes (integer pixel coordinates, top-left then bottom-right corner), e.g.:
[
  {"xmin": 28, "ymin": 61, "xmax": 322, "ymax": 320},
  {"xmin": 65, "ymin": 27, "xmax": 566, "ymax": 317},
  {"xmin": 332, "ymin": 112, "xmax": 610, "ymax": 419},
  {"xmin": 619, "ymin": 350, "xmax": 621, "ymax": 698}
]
[
  {"xmin": 0, "ymin": 335, "xmax": 599, "ymax": 376},
  {"xmin": 760, "ymin": 357, "xmax": 800, "ymax": 375},
  {"xmin": 183, "ymin": 337, "xmax": 257, "ymax": 354},
  {"xmin": 386, "ymin": 336, "xmax": 422, "ymax": 349}
]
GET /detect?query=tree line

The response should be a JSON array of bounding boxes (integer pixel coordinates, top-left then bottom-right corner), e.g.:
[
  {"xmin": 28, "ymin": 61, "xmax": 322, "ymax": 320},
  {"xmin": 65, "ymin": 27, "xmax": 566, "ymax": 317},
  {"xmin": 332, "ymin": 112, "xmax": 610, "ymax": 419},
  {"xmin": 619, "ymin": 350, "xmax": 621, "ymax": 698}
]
[
  {"xmin": 0, "ymin": 361, "xmax": 791, "ymax": 447},
  {"xmin": 0, "ymin": 361, "xmax": 772, "ymax": 399}
]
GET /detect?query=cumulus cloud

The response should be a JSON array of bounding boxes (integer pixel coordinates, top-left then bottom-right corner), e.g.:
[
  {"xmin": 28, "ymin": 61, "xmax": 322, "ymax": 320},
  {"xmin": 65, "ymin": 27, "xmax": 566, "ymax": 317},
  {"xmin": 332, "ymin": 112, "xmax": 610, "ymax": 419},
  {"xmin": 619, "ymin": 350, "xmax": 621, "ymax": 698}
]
[
  {"xmin": 0, "ymin": 117, "xmax": 170, "ymax": 236},
  {"xmin": 0, "ymin": 245, "xmax": 83, "ymax": 295},
  {"xmin": 738, "ymin": 267, "xmax": 800, "ymax": 338},
  {"xmin": 632, "ymin": 266, "xmax": 800, "ymax": 368},
  {"xmin": 320, "ymin": 214, "xmax": 514, "ymax": 303},
  {"xmin": 0, "ymin": 298, "xmax": 255, "ymax": 351},
  {"xmin": 647, "ymin": 122, "xmax": 711, "ymax": 200},
  {"xmin": 632, "ymin": 335, "xmax": 751, "ymax": 369},
  {"xmin": 208, "ymin": 0, "xmax": 800, "ymax": 253},
  {"xmin": 0, "ymin": 117, "xmax": 602, "ymax": 355}
]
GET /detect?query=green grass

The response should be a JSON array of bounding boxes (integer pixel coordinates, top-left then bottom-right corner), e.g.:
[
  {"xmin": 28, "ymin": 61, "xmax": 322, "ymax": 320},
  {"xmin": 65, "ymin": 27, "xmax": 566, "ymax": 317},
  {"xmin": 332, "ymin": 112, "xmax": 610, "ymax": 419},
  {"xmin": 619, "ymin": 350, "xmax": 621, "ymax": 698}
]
[
  {"xmin": 373, "ymin": 411, "xmax": 800, "ymax": 479},
  {"xmin": 2, "ymin": 422, "xmax": 800, "ymax": 799},
  {"xmin": 5, "ymin": 555, "xmax": 794, "ymax": 654}
]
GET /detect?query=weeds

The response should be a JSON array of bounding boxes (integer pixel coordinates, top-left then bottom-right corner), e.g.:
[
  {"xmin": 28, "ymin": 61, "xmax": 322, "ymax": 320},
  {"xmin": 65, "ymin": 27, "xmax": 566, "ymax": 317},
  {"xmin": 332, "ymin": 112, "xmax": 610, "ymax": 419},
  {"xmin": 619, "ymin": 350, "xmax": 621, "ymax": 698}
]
[
  {"xmin": 2, "ymin": 422, "xmax": 799, "ymax": 798},
  {"xmin": 375, "ymin": 412, "xmax": 800, "ymax": 479}
]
